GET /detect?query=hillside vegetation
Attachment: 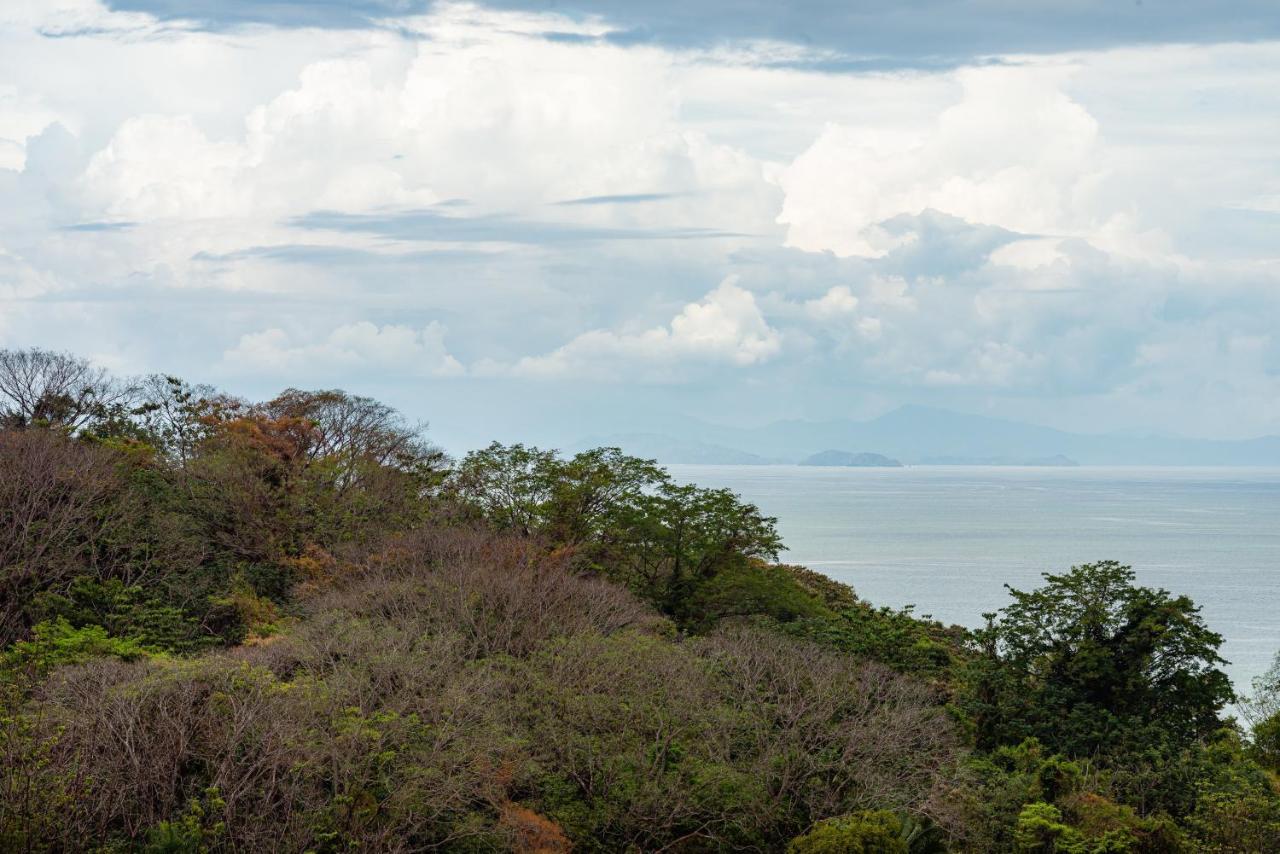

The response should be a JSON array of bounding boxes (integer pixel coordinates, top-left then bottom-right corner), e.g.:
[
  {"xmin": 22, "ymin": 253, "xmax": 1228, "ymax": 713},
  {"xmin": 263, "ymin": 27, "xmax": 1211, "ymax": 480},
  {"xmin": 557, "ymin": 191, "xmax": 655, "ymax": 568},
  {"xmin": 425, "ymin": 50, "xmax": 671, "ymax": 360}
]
[{"xmin": 1, "ymin": 347, "xmax": 1278, "ymax": 853}]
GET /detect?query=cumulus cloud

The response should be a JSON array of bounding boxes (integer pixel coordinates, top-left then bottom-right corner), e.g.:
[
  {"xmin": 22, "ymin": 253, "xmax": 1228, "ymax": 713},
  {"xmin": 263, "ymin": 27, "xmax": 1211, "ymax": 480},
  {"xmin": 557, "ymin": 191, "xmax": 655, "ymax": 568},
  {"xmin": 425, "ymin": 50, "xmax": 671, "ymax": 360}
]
[
  {"xmin": 77, "ymin": 6, "xmax": 774, "ymax": 236},
  {"xmin": 0, "ymin": 86, "xmax": 65, "ymax": 172},
  {"xmin": 84, "ymin": 115, "xmax": 251, "ymax": 219},
  {"xmin": 506, "ymin": 277, "xmax": 780, "ymax": 380},
  {"xmin": 3, "ymin": 4, "xmax": 1280, "ymax": 440},
  {"xmin": 777, "ymin": 66, "xmax": 1110, "ymax": 258},
  {"xmin": 0, "ymin": 246, "xmax": 64, "ymax": 301},
  {"xmin": 221, "ymin": 320, "xmax": 464, "ymax": 378},
  {"xmin": 797, "ymin": 284, "xmax": 886, "ymax": 344},
  {"xmin": 803, "ymin": 285, "xmax": 859, "ymax": 319}
]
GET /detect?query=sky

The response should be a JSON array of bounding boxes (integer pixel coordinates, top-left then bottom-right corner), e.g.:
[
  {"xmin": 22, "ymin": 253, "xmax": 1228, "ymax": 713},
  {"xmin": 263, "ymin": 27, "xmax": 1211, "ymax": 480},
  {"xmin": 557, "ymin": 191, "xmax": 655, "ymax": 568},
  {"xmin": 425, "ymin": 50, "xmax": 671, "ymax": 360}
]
[{"xmin": 2, "ymin": 1, "xmax": 1279, "ymax": 452}]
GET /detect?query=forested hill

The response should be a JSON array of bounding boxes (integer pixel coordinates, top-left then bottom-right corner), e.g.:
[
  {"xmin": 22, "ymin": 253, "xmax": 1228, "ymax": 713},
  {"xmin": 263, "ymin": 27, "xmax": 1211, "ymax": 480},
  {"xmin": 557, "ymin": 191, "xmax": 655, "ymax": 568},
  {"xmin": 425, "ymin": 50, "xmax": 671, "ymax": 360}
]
[{"xmin": 2, "ymin": 347, "xmax": 1279, "ymax": 852}]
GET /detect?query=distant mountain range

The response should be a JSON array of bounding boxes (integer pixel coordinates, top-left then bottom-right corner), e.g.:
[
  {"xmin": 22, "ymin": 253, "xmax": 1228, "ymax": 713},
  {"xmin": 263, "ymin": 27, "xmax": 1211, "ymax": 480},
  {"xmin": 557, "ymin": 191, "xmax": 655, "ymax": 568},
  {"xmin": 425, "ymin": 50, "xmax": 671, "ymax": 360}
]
[
  {"xmin": 576, "ymin": 405, "xmax": 1280, "ymax": 466},
  {"xmin": 570, "ymin": 433, "xmax": 772, "ymax": 465}
]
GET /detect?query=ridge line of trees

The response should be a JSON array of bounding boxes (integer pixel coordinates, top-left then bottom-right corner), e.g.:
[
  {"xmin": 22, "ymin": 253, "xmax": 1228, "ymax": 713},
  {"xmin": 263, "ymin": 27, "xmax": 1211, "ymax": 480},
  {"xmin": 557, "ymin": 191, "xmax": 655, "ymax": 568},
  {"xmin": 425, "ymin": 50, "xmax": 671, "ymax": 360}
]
[{"xmin": 1, "ymin": 347, "xmax": 1278, "ymax": 852}]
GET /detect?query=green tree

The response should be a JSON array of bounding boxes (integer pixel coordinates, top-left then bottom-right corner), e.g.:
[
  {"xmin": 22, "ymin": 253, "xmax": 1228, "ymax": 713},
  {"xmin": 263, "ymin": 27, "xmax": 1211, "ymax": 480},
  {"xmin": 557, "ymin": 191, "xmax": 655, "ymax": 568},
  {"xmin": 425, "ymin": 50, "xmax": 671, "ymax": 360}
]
[
  {"xmin": 0, "ymin": 617, "xmax": 147, "ymax": 679},
  {"xmin": 543, "ymin": 446, "xmax": 667, "ymax": 546},
  {"xmin": 605, "ymin": 481, "xmax": 784, "ymax": 620},
  {"xmin": 0, "ymin": 347, "xmax": 136, "ymax": 433},
  {"xmin": 965, "ymin": 561, "xmax": 1232, "ymax": 757},
  {"xmin": 787, "ymin": 810, "xmax": 910, "ymax": 853},
  {"xmin": 1241, "ymin": 650, "xmax": 1280, "ymax": 771},
  {"xmin": 445, "ymin": 443, "xmax": 786, "ymax": 626},
  {"xmin": 1013, "ymin": 803, "xmax": 1086, "ymax": 853},
  {"xmin": 447, "ymin": 442, "xmax": 562, "ymax": 535}
]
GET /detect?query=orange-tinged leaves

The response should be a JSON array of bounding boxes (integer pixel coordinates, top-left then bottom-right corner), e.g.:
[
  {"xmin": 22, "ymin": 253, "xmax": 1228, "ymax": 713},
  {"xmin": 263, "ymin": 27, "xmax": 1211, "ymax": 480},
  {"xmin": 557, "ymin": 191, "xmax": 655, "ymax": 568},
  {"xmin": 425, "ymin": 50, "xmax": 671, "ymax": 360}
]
[{"xmin": 500, "ymin": 804, "xmax": 572, "ymax": 854}]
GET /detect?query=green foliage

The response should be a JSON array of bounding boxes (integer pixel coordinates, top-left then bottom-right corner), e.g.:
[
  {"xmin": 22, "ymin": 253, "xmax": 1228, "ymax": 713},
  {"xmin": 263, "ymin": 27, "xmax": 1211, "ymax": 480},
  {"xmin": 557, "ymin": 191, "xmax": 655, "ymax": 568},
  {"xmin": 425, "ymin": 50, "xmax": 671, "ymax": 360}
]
[
  {"xmin": 963, "ymin": 561, "xmax": 1233, "ymax": 758},
  {"xmin": 606, "ymin": 480, "xmax": 785, "ymax": 623},
  {"xmin": 1, "ymin": 617, "xmax": 147, "ymax": 678},
  {"xmin": 1242, "ymin": 650, "xmax": 1280, "ymax": 771},
  {"xmin": 143, "ymin": 788, "xmax": 227, "ymax": 854},
  {"xmin": 958, "ymin": 739, "xmax": 1081, "ymax": 851},
  {"xmin": 1013, "ymin": 803, "xmax": 1087, "ymax": 853},
  {"xmin": 4, "ymin": 349, "xmax": 1280, "ymax": 854},
  {"xmin": 787, "ymin": 810, "xmax": 910, "ymax": 853},
  {"xmin": 786, "ymin": 601, "xmax": 965, "ymax": 683},
  {"xmin": 448, "ymin": 442, "xmax": 786, "ymax": 628},
  {"xmin": 1250, "ymin": 712, "xmax": 1280, "ymax": 772},
  {"xmin": 33, "ymin": 577, "xmax": 213, "ymax": 654},
  {"xmin": 955, "ymin": 727, "xmax": 1280, "ymax": 853},
  {"xmin": 685, "ymin": 560, "xmax": 830, "ymax": 629},
  {"xmin": 778, "ymin": 563, "xmax": 860, "ymax": 610},
  {"xmin": 1181, "ymin": 731, "xmax": 1280, "ymax": 852},
  {"xmin": 1184, "ymin": 786, "xmax": 1280, "ymax": 853},
  {"xmin": 954, "ymin": 737, "xmax": 1201, "ymax": 854},
  {"xmin": 509, "ymin": 631, "xmax": 762, "ymax": 850}
]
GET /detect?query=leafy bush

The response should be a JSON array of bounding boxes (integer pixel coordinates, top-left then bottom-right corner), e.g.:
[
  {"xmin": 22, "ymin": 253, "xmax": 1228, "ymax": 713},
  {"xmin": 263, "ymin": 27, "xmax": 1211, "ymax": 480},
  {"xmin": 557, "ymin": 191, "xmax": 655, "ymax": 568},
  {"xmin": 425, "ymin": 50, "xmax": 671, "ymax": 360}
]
[
  {"xmin": 787, "ymin": 810, "xmax": 909, "ymax": 853},
  {"xmin": 1, "ymin": 618, "xmax": 147, "ymax": 678}
]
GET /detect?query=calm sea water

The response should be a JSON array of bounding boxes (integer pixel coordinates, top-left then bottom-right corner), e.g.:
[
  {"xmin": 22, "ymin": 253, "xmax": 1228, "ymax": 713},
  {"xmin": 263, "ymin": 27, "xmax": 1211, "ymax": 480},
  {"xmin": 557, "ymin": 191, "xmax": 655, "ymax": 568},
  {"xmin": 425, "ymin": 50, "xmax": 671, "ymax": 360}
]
[{"xmin": 667, "ymin": 465, "xmax": 1280, "ymax": 693}]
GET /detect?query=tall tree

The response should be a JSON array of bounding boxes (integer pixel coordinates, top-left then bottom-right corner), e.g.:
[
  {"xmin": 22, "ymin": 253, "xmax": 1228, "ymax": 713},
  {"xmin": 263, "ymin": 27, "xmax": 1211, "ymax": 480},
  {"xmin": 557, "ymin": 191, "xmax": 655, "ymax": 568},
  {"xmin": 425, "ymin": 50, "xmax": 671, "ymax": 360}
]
[
  {"xmin": 0, "ymin": 431, "xmax": 122, "ymax": 641},
  {"xmin": 966, "ymin": 561, "xmax": 1233, "ymax": 756},
  {"xmin": 0, "ymin": 348, "xmax": 135, "ymax": 432}
]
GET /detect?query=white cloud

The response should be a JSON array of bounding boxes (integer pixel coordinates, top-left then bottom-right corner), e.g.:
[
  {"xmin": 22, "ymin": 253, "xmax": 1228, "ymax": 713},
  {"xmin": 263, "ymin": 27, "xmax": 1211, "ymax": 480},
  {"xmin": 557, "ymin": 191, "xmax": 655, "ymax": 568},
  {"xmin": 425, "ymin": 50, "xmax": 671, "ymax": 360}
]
[
  {"xmin": 221, "ymin": 321, "xmax": 464, "ymax": 378},
  {"xmin": 76, "ymin": 6, "xmax": 774, "ymax": 236},
  {"xmin": 0, "ymin": 245, "xmax": 62, "ymax": 301},
  {"xmin": 2, "ymin": 7, "xmax": 1280, "ymax": 439},
  {"xmin": 84, "ymin": 115, "xmax": 250, "ymax": 219},
  {"xmin": 856, "ymin": 316, "xmax": 883, "ymax": 340},
  {"xmin": 777, "ymin": 66, "xmax": 1108, "ymax": 258},
  {"xmin": 804, "ymin": 285, "xmax": 859, "ymax": 319},
  {"xmin": 0, "ymin": 86, "xmax": 64, "ymax": 172},
  {"xmin": 796, "ymin": 284, "xmax": 890, "ymax": 345},
  {"xmin": 922, "ymin": 342, "xmax": 1047, "ymax": 388},
  {"xmin": 989, "ymin": 237, "xmax": 1068, "ymax": 271},
  {"xmin": 508, "ymin": 277, "xmax": 781, "ymax": 379}
]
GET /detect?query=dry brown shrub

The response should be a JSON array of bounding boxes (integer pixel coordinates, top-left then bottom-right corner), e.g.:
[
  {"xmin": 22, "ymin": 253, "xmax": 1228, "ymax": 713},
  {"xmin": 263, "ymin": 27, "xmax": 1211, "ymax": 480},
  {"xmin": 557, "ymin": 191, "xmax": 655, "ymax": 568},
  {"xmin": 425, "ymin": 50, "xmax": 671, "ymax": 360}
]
[
  {"xmin": 500, "ymin": 804, "xmax": 572, "ymax": 853},
  {"xmin": 305, "ymin": 525, "xmax": 665, "ymax": 659},
  {"xmin": 6, "ymin": 520, "xmax": 964, "ymax": 852},
  {"xmin": 279, "ymin": 542, "xmax": 341, "ymax": 593},
  {"xmin": 25, "ymin": 646, "xmax": 516, "ymax": 851},
  {"xmin": 479, "ymin": 629, "xmax": 744, "ymax": 850},
  {"xmin": 0, "ymin": 430, "xmax": 123, "ymax": 641},
  {"xmin": 694, "ymin": 622, "xmax": 964, "ymax": 836}
]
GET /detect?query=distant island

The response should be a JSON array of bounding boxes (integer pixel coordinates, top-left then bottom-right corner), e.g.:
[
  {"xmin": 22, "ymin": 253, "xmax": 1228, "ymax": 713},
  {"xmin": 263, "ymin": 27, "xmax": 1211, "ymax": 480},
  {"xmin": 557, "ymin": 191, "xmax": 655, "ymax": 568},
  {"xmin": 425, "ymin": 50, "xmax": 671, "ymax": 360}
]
[
  {"xmin": 571, "ymin": 404, "xmax": 1280, "ymax": 466},
  {"xmin": 800, "ymin": 450, "xmax": 903, "ymax": 467}
]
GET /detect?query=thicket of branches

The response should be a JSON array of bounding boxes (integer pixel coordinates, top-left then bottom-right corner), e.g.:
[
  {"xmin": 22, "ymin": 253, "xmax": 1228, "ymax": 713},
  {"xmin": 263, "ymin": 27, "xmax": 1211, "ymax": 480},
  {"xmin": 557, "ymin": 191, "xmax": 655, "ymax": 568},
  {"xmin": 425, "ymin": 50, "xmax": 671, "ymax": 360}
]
[{"xmin": 1, "ymin": 348, "xmax": 1278, "ymax": 853}]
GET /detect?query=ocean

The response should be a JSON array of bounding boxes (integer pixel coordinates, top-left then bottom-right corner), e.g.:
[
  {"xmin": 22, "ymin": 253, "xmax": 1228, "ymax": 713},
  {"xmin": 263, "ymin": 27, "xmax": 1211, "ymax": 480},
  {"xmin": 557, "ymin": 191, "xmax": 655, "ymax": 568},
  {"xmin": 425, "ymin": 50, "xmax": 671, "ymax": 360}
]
[{"xmin": 666, "ymin": 465, "xmax": 1280, "ymax": 694}]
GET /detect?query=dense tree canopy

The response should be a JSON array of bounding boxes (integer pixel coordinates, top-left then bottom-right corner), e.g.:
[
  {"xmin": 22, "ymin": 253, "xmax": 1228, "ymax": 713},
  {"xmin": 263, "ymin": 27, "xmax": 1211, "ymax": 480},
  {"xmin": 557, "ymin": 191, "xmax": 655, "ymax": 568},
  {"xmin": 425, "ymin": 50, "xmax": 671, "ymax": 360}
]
[
  {"xmin": 447, "ymin": 441, "xmax": 786, "ymax": 626},
  {"xmin": 1, "ymin": 347, "xmax": 1277, "ymax": 853},
  {"xmin": 965, "ymin": 561, "xmax": 1233, "ymax": 758}
]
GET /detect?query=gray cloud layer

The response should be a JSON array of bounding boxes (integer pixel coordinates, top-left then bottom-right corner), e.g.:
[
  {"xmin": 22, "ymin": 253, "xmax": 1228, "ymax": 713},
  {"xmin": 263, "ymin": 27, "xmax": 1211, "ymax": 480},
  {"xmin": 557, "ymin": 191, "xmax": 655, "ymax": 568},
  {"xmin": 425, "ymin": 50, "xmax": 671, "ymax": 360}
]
[{"xmin": 109, "ymin": 0, "xmax": 1280, "ymax": 64}]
